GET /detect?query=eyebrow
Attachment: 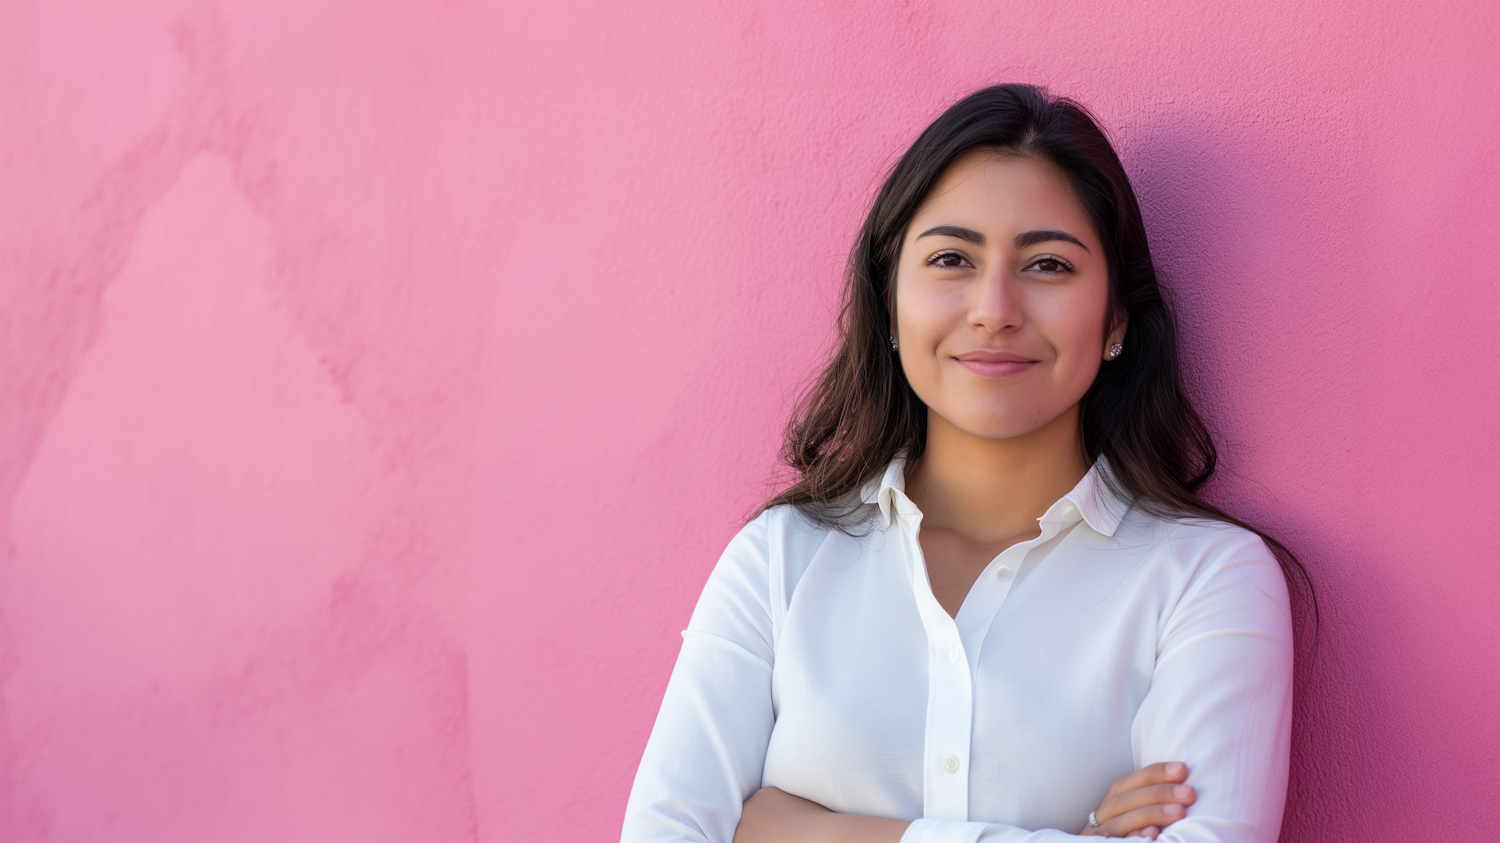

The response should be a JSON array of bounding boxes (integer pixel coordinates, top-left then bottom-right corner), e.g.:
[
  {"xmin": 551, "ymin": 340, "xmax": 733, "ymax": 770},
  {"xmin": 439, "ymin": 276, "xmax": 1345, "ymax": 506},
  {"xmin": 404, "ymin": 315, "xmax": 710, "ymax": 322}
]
[
  {"xmin": 915, "ymin": 224, "xmax": 986, "ymax": 245},
  {"xmin": 1015, "ymin": 229, "xmax": 1089, "ymax": 252},
  {"xmin": 916, "ymin": 225, "xmax": 1090, "ymax": 253}
]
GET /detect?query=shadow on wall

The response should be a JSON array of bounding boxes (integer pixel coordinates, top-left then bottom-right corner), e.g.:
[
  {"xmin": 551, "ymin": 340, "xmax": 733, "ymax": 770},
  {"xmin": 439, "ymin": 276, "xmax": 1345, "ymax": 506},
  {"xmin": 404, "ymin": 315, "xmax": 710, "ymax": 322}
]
[{"xmin": 1123, "ymin": 115, "xmax": 1406, "ymax": 842}]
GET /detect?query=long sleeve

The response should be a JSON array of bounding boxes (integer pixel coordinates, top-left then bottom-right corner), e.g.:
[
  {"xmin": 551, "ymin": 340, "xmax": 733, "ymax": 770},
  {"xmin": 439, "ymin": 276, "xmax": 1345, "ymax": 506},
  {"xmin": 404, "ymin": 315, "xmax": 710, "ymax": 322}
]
[
  {"xmin": 1128, "ymin": 533, "xmax": 1294, "ymax": 842},
  {"xmin": 902, "ymin": 532, "xmax": 1294, "ymax": 843},
  {"xmin": 621, "ymin": 514, "xmax": 778, "ymax": 843}
]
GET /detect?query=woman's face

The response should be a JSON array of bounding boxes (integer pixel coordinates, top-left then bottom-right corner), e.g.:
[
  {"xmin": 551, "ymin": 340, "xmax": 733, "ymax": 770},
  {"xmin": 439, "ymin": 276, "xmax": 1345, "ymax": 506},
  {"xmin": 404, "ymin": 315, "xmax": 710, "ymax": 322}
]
[{"xmin": 894, "ymin": 149, "xmax": 1125, "ymax": 441}]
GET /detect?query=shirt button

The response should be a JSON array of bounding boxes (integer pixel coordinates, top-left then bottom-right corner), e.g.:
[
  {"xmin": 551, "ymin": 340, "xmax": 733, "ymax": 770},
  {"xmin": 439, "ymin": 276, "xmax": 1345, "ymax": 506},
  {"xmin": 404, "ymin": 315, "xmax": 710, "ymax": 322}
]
[
  {"xmin": 995, "ymin": 565, "xmax": 1010, "ymax": 579},
  {"xmin": 948, "ymin": 645, "xmax": 961, "ymax": 662},
  {"xmin": 943, "ymin": 756, "xmax": 960, "ymax": 773}
]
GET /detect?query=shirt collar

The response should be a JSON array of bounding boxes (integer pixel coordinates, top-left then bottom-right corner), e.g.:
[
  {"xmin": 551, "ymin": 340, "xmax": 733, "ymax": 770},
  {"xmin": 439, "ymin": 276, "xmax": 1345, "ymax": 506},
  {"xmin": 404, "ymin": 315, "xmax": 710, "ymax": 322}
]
[
  {"xmin": 859, "ymin": 454, "xmax": 1129, "ymax": 536},
  {"xmin": 1045, "ymin": 455, "xmax": 1130, "ymax": 537},
  {"xmin": 859, "ymin": 458, "xmax": 911, "ymax": 529}
]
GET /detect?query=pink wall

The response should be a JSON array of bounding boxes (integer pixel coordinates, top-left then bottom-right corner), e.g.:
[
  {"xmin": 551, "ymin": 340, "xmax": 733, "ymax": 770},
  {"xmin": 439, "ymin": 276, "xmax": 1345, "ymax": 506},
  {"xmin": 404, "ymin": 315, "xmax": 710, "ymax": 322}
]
[{"xmin": 2, "ymin": 1, "xmax": 1495, "ymax": 840}]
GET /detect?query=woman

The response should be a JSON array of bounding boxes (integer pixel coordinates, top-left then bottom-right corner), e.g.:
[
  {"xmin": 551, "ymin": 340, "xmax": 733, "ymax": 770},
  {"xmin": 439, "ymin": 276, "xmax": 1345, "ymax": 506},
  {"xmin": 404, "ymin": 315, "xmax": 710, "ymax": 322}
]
[{"xmin": 621, "ymin": 84, "xmax": 1309, "ymax": 843}]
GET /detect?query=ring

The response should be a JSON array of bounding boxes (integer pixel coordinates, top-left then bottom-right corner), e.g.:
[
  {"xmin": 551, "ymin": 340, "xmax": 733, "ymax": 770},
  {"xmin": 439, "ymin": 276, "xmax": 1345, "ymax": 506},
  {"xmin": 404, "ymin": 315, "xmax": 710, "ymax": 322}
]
[{"xmin": 1088, "ymin": 811, "xmax": 1108, "ymax": 837}]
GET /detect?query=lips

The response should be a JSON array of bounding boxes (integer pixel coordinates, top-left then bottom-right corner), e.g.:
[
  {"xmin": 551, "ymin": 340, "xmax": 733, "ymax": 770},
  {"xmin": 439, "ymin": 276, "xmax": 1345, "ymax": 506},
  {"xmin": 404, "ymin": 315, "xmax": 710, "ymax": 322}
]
[{"xmin": 953, "ymin": 349, "xmax": 1038, "ymax": 378}]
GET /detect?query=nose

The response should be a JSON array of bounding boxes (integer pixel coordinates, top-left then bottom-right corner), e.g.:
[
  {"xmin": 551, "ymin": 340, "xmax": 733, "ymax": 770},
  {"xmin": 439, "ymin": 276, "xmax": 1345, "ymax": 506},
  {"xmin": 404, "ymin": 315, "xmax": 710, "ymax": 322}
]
[{"xmin": 969, "ymin": 264, "xmax": 1023, "ymax": 333}]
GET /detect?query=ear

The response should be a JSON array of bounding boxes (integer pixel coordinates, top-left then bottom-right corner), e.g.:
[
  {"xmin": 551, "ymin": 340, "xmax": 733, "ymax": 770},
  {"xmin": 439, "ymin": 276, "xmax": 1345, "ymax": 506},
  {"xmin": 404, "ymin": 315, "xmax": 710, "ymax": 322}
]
[{"xmin": 1103, "ymin": 309, "xmax": 1128, "ymax": 359}]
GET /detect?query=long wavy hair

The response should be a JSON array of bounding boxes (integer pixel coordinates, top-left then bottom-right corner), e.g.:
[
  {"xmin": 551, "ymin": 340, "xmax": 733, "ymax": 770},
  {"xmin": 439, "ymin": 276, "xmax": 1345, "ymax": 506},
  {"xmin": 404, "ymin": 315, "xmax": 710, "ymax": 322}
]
[{"xmin": 762, "ymin": 84, "xmax": 1315, "ymax": 631}]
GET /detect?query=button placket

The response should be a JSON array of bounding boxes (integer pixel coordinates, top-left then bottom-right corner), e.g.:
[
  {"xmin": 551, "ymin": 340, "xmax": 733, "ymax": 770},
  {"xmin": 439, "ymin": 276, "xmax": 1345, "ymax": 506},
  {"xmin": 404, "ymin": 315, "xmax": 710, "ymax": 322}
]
[
  {"xmin": 900, "ymin": 510, "xmax": 973, "ymax": 822},
  {"xmin": 924, "ymin": 613, "xmax": 971, "ymax": 820},
  {"xmin": 924, "ymin": 636, "xmax": 971, "ymax": 820},
  {"xmin": 902, "ymin": 494, "xmax": 1081, "ymax": 823},
  {"xmin": 929, "ymin": 524, "xmax": 1068, "ymax": 819}
]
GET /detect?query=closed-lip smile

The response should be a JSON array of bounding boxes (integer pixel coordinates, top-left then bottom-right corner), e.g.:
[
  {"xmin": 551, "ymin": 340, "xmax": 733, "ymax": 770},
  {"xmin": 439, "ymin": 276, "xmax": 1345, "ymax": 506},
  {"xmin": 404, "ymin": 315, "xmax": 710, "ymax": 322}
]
[{"xmin": 953, "ymin": 349, "xmax": 1038, "ymax": 377}]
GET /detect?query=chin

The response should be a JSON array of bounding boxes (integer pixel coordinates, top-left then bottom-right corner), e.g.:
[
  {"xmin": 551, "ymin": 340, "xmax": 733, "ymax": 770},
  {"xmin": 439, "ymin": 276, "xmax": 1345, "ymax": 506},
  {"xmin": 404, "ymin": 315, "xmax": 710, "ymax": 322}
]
[{"xmin": 947, "ymin": 415, "xmax": 1051, "ymax": 441}]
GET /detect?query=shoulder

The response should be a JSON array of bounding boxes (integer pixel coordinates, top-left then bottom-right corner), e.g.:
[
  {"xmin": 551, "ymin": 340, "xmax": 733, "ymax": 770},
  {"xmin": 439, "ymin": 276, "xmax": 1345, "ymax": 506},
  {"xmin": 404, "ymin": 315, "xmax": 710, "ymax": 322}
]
[
  {"xmin": 1115, "ymin": 509, "xmax": 1291, "ymax": 619},
  {"xmin": 711, "ymin": 504, "xmax": 835, "ymax": 570},
  {"xmin": 688, "ymin": 505, "xmax": 847, "ymax": 637},
  {"xmin": 1116, "ymin": 507, "xmax": 1275, "ymax": 566},
  {"xmin": 723, "ymin": 503, "xmax": 873, "ymax": 567}
]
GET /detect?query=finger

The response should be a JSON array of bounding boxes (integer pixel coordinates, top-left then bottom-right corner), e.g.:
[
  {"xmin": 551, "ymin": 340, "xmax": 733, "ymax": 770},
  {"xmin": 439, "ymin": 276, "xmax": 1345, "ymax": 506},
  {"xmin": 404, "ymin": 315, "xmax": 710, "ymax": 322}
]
[
  {"xmin": 1125, "ymin": 828, "xmax": 1161, "ymax": 840},
  {"xmin": 1101, "ymin": 783, "xmax": 1196, "ymax": 820},
  {"xmin": 1106, "ymin": 762, "xmax": 1189, "ymax": 796},
  {"xmin": 1103, "ymin": 802, "xmax": 1189, "ymax": 837}
]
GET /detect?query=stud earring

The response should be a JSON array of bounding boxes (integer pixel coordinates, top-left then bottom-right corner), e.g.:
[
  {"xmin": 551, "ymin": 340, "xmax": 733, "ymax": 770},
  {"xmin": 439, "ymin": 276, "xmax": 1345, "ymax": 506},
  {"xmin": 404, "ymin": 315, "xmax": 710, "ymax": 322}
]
[
  {"xmin": 1107, "ymin": 343, "xmax": 1123, "ymax": 359},
  {"xmin": 890, "ymin": 336, "xmax": 899, "ymax": 351}
]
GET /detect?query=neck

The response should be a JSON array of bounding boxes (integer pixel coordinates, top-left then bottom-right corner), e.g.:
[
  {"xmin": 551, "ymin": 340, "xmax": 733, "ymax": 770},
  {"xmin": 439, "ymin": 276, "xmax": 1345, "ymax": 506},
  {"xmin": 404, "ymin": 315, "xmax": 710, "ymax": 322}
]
[{"xmin": 905, "ymin": 404, "xmax": 1091, "ymax": 545}]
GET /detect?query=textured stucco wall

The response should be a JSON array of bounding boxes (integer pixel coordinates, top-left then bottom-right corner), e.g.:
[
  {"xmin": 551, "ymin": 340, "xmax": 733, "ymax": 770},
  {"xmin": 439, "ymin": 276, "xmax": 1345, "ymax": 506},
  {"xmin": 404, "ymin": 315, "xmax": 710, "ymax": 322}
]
[{"xmin": 1, "ymin": 1, "xmax": 1495, "ymax": 841}]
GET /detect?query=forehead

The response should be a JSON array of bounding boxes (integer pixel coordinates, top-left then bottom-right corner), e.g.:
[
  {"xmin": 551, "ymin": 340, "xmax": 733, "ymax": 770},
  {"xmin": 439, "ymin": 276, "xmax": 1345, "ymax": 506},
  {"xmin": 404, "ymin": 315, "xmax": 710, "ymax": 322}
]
[{"xmin": 911, "ymin": 149, "xmax": 1092, "ymax": 237}]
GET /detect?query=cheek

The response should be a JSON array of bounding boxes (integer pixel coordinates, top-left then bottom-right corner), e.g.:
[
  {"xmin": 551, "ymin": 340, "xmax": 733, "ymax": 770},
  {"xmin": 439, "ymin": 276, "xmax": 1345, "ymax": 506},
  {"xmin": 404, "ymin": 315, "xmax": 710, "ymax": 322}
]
[
  {"xmin": 892, "ymin": 279, "xmax": 959, "ymax": 398},
  {"xmin": 1062, "ymin": 312, "xmax": 1104, "ymax": 357},
  {"xmin": 1035, "ymin": 289, "xmax": 1109, "ymax": 372},
  {"xmin": 896, "ymin": 272, "xmax": 970, "ymax": 335}
]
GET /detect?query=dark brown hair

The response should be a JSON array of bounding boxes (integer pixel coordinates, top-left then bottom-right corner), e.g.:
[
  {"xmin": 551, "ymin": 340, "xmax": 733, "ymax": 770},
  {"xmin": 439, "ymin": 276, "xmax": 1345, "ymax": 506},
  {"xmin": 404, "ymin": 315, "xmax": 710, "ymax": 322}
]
[{"xmin": 763, "ymin": 84, "xmax": 1315, "ymax": 631}]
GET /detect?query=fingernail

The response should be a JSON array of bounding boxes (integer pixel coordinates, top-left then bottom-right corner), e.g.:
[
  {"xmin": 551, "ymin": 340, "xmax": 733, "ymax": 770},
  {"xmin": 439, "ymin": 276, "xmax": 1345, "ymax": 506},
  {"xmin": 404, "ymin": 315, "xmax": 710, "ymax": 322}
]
[
  {"xmin": 1164, "ymin": 803, "xmax": 1182, "ymax": 817},
  {"xmin": 1165, "ymin": 762, "xmax": 1183, "ymax": 776},
  {"xmin": 1174, "ymin": 785, "xmax": 1192, "ymax": 800}
]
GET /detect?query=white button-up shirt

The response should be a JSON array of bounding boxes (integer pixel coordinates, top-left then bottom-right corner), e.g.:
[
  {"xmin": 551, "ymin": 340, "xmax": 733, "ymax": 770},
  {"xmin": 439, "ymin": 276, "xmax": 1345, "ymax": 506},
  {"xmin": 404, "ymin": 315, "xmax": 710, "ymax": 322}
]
[{"xmin": 622, "ymin": 459, "xmax": 1292, "ymax": 843}]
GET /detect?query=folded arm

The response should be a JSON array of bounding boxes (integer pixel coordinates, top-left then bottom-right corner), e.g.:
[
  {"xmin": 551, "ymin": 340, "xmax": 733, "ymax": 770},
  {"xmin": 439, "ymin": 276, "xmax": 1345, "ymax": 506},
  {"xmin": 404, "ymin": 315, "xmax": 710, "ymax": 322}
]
[{"xmin": 735, "ymin": 761, "xmax": 1196, "ymax": 843}]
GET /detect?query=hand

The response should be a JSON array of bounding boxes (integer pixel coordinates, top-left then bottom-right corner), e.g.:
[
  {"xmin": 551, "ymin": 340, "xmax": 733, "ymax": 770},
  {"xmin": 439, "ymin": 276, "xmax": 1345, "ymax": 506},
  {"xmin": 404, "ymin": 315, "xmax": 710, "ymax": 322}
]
[{"xmin": 1079, "ymin": 762, "xmax": 1196, "ymax": 840}]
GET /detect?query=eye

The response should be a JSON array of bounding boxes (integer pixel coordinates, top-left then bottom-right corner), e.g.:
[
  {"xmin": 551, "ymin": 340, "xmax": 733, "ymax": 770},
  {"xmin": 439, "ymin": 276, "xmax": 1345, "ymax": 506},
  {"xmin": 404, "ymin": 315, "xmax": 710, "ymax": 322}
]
[
  {"xmin": 1026, "ymin": 254, "xmax": 1075, "ymax": 274},
  {"xmin": 925, "ymin": 250, "xmax": 971, "ymax": 269}
]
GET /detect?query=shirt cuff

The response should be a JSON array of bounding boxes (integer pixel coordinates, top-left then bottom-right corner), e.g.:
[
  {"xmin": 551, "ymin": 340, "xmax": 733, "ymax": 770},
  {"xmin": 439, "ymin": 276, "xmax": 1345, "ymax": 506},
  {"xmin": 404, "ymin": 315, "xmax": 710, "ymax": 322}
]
[{"xmin": 899, "ymin": 818, "xmax": 988, "ymax": 843}]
